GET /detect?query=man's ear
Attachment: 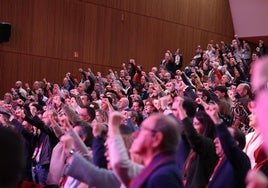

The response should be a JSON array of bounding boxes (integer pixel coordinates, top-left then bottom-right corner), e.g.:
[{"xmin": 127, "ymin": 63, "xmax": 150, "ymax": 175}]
[
  {"xmin": 131, "ymin": 116, "xmax": 137, "ymax": 122},
  {"xmin": 151, "ymin": 132, "xmax": 163, "ymax": 148},
  {"xmin": 81, "ymin": 135, "xmax": 86, "ymax": 142},
  {"xmin": 235, "ymin": 140, "xmax": 239, "ymax": 146}
]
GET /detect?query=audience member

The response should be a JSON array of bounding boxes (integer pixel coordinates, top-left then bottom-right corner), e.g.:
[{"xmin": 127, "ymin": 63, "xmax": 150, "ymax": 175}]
[
  {"xmin": 172, "ymin": 96, "xmax": 218, "ymax": 188},
  {"xmin": 128, "ymin": 113, "xmax": 183, "ymax": 187},
  {"xmin": 205, "ymin": 103, "xmax": 251, "ymax": 187},
  {"xmin": 0, "ymin": 126, "xmax": 24, "ymax": 188}
]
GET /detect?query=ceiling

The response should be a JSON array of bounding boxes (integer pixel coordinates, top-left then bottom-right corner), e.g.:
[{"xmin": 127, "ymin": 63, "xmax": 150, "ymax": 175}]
[{"xmin": 229, "ymin": 0, "xmax": 268, "ymax": 48}]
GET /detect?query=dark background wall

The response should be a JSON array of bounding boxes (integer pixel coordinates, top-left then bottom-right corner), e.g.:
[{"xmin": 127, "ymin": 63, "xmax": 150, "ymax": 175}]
[{"xmin": 0, "ymin": 0, "xmax": 234, "ymax": 97}]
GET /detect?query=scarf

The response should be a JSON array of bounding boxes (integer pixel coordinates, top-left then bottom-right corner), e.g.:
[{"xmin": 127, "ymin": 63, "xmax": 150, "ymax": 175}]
[{"xmin": 128, "ymin": 152, "xmax": 176, "ymax": 188}]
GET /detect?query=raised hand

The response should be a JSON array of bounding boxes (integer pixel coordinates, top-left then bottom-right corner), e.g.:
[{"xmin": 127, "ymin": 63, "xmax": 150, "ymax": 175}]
[
  {"xmin": 205, "ymin": 103, "xmax": 221, "ymax": 124},
  {"xmin": 66, "ymin": 72, "xmax": 71, "ymax": 78},
  {"xmin": 47, "ymin": 110, "xmax": 57, "ymax": 126},
  {"xmin": 177, "ymin": 79, "xmax": 187, "ymax": 91},
  {"xmin": 97, "ymin": 72, "xmax": 102, "ymax": 78},
  {"xmin": 60, "ymin": 135, "xmax": 74, "ymax": 156},
  {"xmin": 108, "ymin": 111, "xmax": 124, "ymax": 136},
  {"xmin": 109, "ymin": 111, "xmax": 124, "ymax": 127},
  {"xmin": 246, "ymin": 169, "xmax": 268, "ymax": 188},
  {"xmin": 195, "ymin": 97, "xmax": 208, "ymax": 109},
  {"xmin": 92, "ymin": 121, "xmax": 108, "ymax": 138},
  {"xmin": 171, "ymin": 96, "xmax": 186, "ymax": 120},
  {"xmin": 58, "ymin": 115, "xmax": 72, "ymax": 132}
]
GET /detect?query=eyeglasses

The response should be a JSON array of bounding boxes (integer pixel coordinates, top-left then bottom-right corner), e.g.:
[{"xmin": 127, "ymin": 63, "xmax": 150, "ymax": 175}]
[{"xmin": 139, "ymin": 126, "xmax": 158, "ymax": 134}]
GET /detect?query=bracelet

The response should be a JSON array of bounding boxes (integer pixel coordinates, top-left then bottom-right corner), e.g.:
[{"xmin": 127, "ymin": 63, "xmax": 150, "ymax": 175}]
[{"xmin": 69, "ymin": 149, "xmax": 75, "ymax": 155}]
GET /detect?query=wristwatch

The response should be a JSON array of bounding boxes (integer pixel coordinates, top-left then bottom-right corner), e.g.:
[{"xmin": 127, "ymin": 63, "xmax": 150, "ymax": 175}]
[{"xmin": 69, "ymin": 149, "xmax": 75, "ymax": 155}]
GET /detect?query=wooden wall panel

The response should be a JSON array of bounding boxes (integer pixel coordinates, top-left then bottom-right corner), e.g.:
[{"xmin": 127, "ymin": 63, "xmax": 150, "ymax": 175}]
[{"xmin": 0, "ymin": 0, "xmax": 234, "ymax": 97}]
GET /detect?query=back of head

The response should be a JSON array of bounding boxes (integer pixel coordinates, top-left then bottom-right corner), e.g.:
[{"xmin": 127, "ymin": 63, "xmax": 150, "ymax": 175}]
[
  {"xmin": 195, "ymin": 111, "xmax": 216, "ymax": 139},
  {"xmin": 229, "ymin": 127, "xmax": 246, "ymax": 150},
  {"xmin": 84, "ymin": 105, "xmax": 96, "ymax": 121},
  {"xmin": 120, "ymin": 125, "xmax": 134, "ymax": 151},
  {"xmin": 152, "ymin": 113, "xmax": 181, "ymax": 153},
  {"xmin": 199, "ymin": 88, "xmax": 212, "ymax": 103},
  {"xmin": 182, "ymin": 97, "xmax": 197, "ymax": 118},
  {"xmin": 214, "ymin": 85, "xmax": 228, "ymax": 98},
  {"xmin": 241, "ymin": 83, "xmax": 253, "ymax": 99},
  {"xmin": 75, "ymin": 125, "xmax": 93, "ymax": 147},
  {"xmin": 0, "ymin": 127, "xmax": 24, "ymax": 187}
]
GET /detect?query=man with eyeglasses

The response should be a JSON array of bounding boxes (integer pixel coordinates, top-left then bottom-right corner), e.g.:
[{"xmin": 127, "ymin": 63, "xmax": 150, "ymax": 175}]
[{"xmin": 109, "ymin": 112, "xmax": 183, "ymax": 188}]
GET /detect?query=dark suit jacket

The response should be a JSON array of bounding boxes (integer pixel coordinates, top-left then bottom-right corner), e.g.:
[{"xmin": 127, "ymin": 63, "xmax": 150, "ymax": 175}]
[
  {"xmin": 130, "ymin": 152, "xmax": 183, "ymax": 188},
  {"xmin": 181, "ymin": 118, "xmax": 218, "ymax": 188},
  {"xmin": 208, "ymin": 122, "xmax": 251, "ymax": 188},
  {"xmin": 144, "ymin": 162, "xmax": 183, "ymax": 188}
]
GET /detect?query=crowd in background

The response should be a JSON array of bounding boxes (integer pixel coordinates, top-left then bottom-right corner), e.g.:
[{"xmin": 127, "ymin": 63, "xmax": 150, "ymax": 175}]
[{"xmin": 0, "ymin": 36, "xmax": 267, "ymax": 188}]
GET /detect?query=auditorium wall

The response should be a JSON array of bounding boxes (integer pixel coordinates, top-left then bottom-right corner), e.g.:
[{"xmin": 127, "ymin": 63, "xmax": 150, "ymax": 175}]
[{"xmin": 0, "ymin": 0, "xmax": 234, "ymax": 96}]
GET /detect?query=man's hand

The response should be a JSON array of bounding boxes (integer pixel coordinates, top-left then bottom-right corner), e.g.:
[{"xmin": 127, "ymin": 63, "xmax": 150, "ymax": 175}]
[
  {"xmin": 92, "ymin": 121, "xmax": 108, "ymax": 137},
  {"xmin": 109, "ymin": 111, "xmax": 124, "ymax": 127},
  {"xmin": 61, "ymin": 135, "xmax": 74, "ymax": 156},
  {"xmin": 108, "ymin": 111, "xmax": 124, "ymax": 136},
  {"xmin": 246, "ymin": 170, "xmax": 268, "ymax": 188},
  {"xmin": 171, "ymin": 96, "xmax": 186, "ymax": 120},
  {"xmin": 205, "ymin": 103, "xmax": 221, "ymax": 125}
]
